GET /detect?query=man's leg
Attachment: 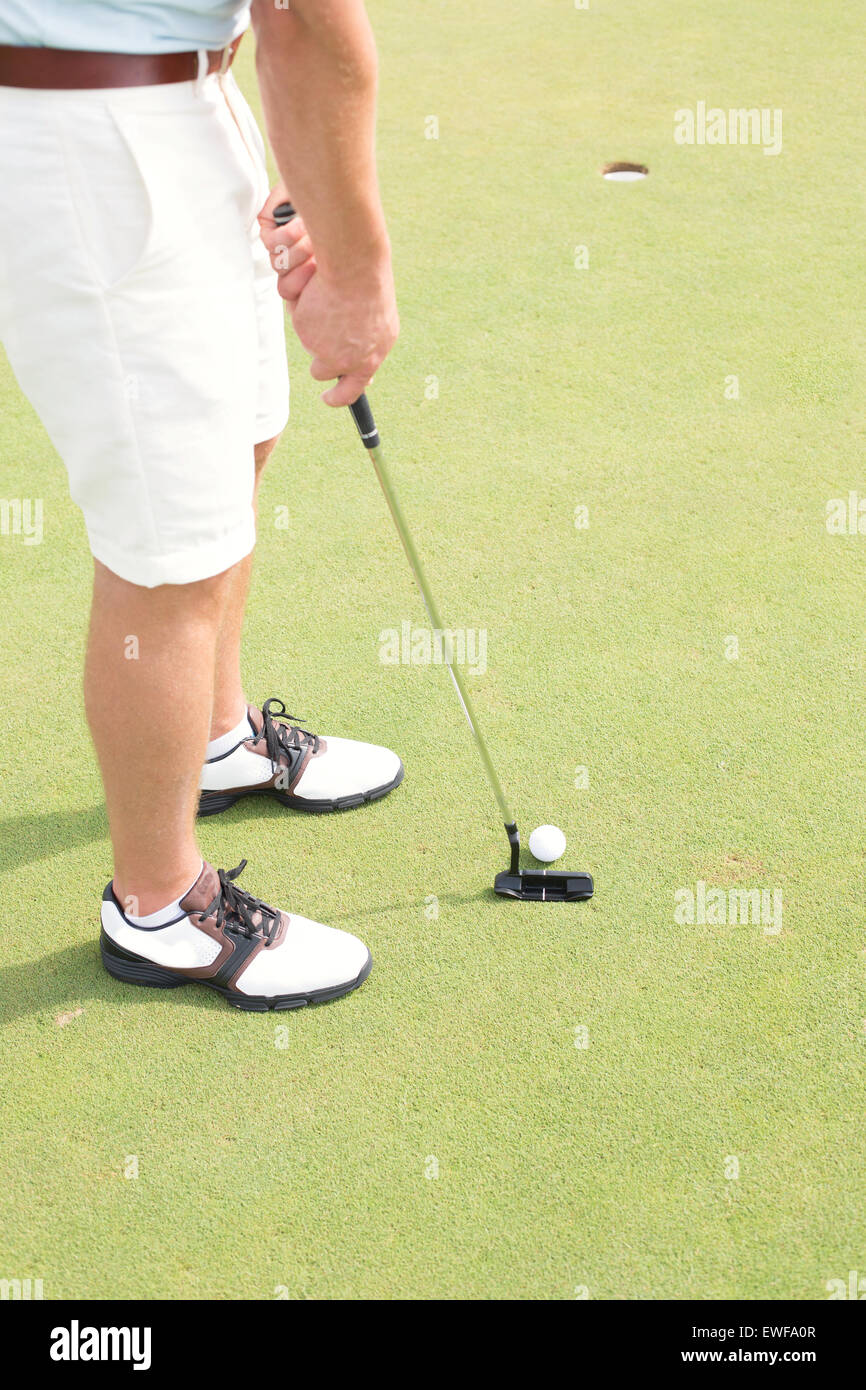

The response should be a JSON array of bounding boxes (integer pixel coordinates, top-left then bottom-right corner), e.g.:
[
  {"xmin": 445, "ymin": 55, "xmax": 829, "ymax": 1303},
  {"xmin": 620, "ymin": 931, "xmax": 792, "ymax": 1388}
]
[
  {"xmin": 198, "ymin": 428, "xmax": 404, "ymax": 817},
  {"xmin": 85, "ymin": 558, "xmax": 237, "ymax": 916},
  {"xmin": 209, "ymin": 433, "xmax": 281, "ymax": 739},
  {"xmin": 89, "ymin": 545, "xmax": 372, "ymax": 1008}
]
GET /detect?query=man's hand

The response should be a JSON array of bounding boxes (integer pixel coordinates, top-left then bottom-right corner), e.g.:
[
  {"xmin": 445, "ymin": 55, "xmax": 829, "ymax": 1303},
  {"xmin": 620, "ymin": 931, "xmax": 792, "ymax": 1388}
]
[
  {"xmin": 259, "ymin": 185, "xmax": 399, "ymax": 407},
  {"xmin": 258, "ymin": 188, "xmax": 317, "ymax": 301},
  {"xmin": 252, "ymin": 0, "xmax": 399, "ymax": 408}
]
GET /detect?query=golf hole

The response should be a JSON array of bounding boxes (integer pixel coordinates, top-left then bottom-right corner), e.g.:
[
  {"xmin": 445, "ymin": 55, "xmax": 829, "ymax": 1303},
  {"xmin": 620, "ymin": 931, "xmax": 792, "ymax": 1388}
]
[{"xmin": 601, "ymin": 161, "xmax": 649, "ymax": 182}]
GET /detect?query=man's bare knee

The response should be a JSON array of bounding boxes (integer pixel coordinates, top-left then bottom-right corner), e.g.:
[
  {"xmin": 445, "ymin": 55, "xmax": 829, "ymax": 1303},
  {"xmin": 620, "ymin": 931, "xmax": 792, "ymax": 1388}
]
[{"xmin": 92, "ymin": 557, "xmax": 238, "ymax": 620}]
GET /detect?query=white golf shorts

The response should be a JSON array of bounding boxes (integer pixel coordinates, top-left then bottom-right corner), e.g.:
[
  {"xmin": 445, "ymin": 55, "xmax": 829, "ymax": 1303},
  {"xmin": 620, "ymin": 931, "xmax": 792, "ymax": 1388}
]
[{"xmin": 0, "ymin": 69, "xmax": 289, "ymax": 587}]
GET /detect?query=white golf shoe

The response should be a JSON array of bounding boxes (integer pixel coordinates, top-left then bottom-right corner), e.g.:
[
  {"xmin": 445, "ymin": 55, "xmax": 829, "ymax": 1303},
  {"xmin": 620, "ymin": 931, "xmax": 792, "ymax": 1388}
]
[
  {"xmin": 100, "ymin": 860, "xmax": 372, "ymax": 1011},
  {"xmin": 198, "ymin": 697, "xmax": 404, "ymax": 816}
]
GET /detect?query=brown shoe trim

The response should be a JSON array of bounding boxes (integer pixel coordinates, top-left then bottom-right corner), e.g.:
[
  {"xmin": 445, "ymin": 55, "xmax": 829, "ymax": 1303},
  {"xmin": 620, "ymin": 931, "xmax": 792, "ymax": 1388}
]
[
  {"xmin": 244, "ymin": 703, "xmax": 327, "ymax": 794},
  {"xmin": 173, "ymin": 862, "xmax": 282, "ymax": 987}
]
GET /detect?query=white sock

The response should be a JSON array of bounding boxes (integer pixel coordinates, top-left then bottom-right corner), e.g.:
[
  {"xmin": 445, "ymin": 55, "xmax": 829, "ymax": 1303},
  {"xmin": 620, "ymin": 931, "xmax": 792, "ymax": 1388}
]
[
  {"xmin": 123, "ymin": 861, "xmax": 204, "ymax": 927},
  {"xmin": 205, "ymin": 710, "xmax": 255, "ymax": 760}
]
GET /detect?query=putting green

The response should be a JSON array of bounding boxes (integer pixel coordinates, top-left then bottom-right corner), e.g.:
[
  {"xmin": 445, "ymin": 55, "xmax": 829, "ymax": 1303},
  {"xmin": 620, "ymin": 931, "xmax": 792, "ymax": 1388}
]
[{"xmin": 1, "ymin": 0, "xmax": 865, "ymax": 1300}]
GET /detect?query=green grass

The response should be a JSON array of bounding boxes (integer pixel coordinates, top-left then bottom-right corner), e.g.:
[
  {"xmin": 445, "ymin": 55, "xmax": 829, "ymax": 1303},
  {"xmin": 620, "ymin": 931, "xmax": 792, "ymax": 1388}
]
[{"xmin": 1, "ymin": 0, "xmax": 865, "ymax": 1300}]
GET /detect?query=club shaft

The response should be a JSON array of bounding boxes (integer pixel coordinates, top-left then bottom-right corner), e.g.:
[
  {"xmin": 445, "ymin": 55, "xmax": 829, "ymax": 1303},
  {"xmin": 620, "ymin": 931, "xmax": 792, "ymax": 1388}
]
[
  {"xmin": 269, "ymin": 204, "xmax": 520, "ymax": 846},
  {"xmin": 366, "ymin": 441, "xmax": 515, "ymax": 827}
]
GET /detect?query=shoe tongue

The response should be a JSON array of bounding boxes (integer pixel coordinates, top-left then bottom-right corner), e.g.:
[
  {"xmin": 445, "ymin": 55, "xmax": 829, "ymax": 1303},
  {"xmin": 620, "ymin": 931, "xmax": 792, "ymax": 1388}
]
[
  {"xmin": 246, "ymin": 704, "xmax": 263, "ymax": 737},
  {"xmin": 180, "ymin": 862, "xmax": 221, "ymax": 916}
]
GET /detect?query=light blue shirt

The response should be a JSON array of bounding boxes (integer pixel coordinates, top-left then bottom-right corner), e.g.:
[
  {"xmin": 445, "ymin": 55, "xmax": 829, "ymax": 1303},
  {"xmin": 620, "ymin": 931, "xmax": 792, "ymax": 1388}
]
[{"xmin": 0, "ymin": 0, "xmax": 252, "ymax": 53}]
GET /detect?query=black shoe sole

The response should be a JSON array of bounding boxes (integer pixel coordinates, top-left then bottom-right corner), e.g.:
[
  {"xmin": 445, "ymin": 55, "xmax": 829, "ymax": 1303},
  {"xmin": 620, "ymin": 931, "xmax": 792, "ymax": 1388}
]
[
  {"xmin": 99, "ymin": 929, "xmax": 373, "ymax": 1012},
  {"xmin": 197, "ymin": 762, "xmax": 404, "ymax": 818}
]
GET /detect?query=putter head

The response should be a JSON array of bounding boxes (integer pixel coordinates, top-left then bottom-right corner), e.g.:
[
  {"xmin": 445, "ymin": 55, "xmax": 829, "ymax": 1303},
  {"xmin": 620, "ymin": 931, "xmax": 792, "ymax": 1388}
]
[
  {"xmin": 495, "ymin": 822, "xmax": 593, "ymax": 901},
  {"xmin": 494, "ymin": 868, "xmax": 594, "ymax": 902}
]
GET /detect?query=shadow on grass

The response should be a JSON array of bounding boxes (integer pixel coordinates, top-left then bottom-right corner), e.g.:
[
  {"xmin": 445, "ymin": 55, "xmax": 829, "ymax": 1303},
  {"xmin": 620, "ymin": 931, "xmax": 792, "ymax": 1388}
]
[
  {"xmin": 0, "ymin": 805, "xmax": 109, "ymax": 874},
  {"xmin": 0, "ymin": 940, "xmax": 378, "ymax": 1026},
  {"xmin": 0, "ymin": 800, "xmax": 498, "ymax": 1024},
  {"xmin": 326, "ymin": 889, "xmax": 495, "ymax": 925},
  {"xmin": 0, "ymin": 891, "xmax": 498, "ymax": 1027},
  {"xmin": 0, "ymin": 941, "xmax": 235, "ymax": 1027}
]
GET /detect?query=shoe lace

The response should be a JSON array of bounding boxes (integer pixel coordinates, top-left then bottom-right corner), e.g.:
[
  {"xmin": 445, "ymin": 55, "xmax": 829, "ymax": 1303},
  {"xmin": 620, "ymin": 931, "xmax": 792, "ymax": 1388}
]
[
  {"xmin": 197, "ymin": 860, "xmax": 279, "ymax": 945},
  {"xmin": 254, "ymin": 696, "xmax": 320, "ymax": 765}
]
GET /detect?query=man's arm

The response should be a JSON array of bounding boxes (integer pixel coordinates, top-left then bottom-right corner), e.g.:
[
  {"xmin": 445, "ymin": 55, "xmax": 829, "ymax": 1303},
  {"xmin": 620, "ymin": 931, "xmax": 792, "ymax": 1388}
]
[{"xmin": 251, "ymin": 0, "xmax": 398, "ymax": 406}]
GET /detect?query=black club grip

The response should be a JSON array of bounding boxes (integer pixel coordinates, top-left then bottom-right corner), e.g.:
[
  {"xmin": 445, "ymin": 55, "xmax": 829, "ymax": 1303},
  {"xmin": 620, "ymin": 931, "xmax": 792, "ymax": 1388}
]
[{"xmin": 348, "ymin": 394, "xmax": 380, "ymax": 450}]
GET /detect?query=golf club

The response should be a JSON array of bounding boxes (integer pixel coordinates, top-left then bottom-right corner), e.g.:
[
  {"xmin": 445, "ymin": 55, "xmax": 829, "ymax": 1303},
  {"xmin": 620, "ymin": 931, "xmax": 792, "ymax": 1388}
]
[{"xmin": 274, "ymin": 202, "xmax": 593, "ymax": 902}]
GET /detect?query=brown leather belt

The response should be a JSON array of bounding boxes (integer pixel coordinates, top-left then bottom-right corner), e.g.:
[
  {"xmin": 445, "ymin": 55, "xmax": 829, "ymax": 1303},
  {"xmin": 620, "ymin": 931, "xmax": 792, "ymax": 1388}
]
[{"xmin": 0, "ymin": 33, "xmax": 244, "ymax": 89}]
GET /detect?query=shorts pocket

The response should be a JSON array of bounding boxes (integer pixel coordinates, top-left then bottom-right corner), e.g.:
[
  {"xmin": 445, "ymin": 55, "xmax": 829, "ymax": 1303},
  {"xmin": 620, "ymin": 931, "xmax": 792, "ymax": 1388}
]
[{"xmin": 60, "ymin": 102, "xmax": 156, "ymax": 293}]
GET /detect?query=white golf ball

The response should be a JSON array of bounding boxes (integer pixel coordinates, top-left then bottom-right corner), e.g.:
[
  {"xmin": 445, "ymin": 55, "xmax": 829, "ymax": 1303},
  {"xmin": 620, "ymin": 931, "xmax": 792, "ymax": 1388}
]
[{"xmin": 528, "ymin": 824, "xmax": 566, "ymax": 863}]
